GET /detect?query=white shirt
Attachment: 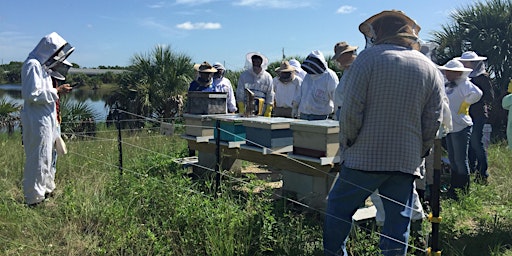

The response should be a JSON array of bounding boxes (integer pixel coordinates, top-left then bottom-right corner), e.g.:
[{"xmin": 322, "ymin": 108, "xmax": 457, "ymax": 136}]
[
  {"xmin": 273, "ymin": 76, "xmax": 302, "ymax": 108},
  {"xmin": 212, "ymin": 77, "xmax": 237, "ymax": 113}
]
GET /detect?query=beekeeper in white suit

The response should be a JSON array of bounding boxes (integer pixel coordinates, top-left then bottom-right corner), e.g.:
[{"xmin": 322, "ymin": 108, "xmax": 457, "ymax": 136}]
[{"xmin": 21, "ymin": 32, "xmax": 74, "ymax": 206}]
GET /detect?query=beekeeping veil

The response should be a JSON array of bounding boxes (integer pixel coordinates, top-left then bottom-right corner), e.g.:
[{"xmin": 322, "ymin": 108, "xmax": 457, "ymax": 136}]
[
  {"xmin": 359, "ymin": 10, "xmax": 421, "ymax": 50},
  {"xmin": 29, "ymin": 32, "xmax": 75, "ymax": 72},
  {"xmin": 244, "ymin": 52, "xmax": 269, "ymax": 71},
  {"xmin": 49, "ymin": 60, "xmax": 73, "ymax": 80}
]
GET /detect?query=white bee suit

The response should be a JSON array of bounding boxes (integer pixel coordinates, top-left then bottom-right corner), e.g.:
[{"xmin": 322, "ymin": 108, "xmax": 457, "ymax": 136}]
[{"xmin": 21, "ymin": 32, "xmax": 72, "ymax": 205}]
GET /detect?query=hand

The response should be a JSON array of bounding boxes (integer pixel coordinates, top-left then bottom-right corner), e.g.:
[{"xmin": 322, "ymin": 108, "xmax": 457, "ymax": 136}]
[
  {"xmin": 237, "ymin": 102, "xmax": 245, "ymax": 115},
  {"xmin": 263, "ymin": 105, "xmax": 273, "ymax": 117},
  {"xmin": 458, "ymin": 101, "xmax": 470, "ymax": 115},
  {"xmin": 58, "ymin": 84, "xmax": 73, "ymax": 94}
]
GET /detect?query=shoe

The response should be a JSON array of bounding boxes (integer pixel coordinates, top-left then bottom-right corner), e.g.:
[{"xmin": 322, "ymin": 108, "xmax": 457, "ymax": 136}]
[
  {"xmin": 27, "ymin": 200, "xmax": 44, "ymax": 208},
  {"xmin": 45, "ymin": 191, "xmax": 55, "ymax": 199}
]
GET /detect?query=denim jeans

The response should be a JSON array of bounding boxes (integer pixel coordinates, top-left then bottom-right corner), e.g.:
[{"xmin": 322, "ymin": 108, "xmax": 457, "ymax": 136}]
[
  {"xmin": 468, "ymin": 117, "xmax": 488, "ymax": 178},
  {"xmin": 300, "ymin": 113, "xmax": 328, "ymax": 121},
  {"xmin": 324, "ymin": 165, "xmax": 415, "ymax": 256},
  {"xmin": 446, "ymin": 126, "xmax": 472, "ymax": 192}
]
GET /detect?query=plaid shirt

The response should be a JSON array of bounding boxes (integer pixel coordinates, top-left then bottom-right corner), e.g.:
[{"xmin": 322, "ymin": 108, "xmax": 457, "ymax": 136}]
[{"xmin": 338, "ymin": 44, "xmax": 443, "ymax": 176}]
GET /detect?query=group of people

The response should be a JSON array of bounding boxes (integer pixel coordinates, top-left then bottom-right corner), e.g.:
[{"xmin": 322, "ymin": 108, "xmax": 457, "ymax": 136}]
[
  {"xmin": 322, "ymin": 10, "xmax": 499, "ymax": 256},
  {"xmin": 185, "ymin": 9, "xmax": 499, "ymax": 255},
  {"xmin": 188, "ymin": 49, "xmax": 341, "ymax": 121}
]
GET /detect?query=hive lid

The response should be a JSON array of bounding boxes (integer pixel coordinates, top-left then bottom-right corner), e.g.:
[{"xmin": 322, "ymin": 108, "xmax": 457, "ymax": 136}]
[{"xmin": 290, "ymin": 120, "xmax": 339, "ymax": 133}]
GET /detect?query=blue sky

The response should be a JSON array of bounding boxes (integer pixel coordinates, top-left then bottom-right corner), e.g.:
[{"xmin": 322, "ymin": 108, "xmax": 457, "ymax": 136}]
[{"xmin": 1, "ymin": 0, "xmax": 475, "ymax": 70}]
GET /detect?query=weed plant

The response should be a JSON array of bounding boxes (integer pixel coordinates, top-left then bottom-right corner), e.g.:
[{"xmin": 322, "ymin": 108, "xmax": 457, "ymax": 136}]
[{"xmin": 0, "ymin": 128, "xmax": 511, "ymax": 255}]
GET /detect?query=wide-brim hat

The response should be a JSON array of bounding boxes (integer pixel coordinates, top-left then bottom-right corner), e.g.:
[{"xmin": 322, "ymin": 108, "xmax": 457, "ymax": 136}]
[
  {"xmin": 359, "ymin": 10, "xmax": 421, "ymax": 39},
  {"xmin": 246, "ymin": 52, "xmax": 269, "ymax": 66},
  {"xmin": 275, "ymin": 60, "xmax": 295, "ymax": 72},
  {"xmin": 454, "ymin": 51, "xmax": 487, "ymax": 62},
  {"xmin": 194, "ymin": 61, "xmax": 217, "ymax": 73},
  {"xmin": 331, "ymin": 41, "xmax": 358, "ymax": 60},
  {"xmin": 438, "ymin": 59, "xmax": 473, "ymax": 72}
]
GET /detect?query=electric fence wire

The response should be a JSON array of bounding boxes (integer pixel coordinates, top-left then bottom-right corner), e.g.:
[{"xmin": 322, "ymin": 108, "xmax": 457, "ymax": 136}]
[{"xmin": 91, "ymin": 110, "xmax": 429, "ymax": 253}]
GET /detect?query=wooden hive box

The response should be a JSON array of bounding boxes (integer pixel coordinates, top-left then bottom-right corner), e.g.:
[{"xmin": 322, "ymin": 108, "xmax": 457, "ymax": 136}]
[
  {"xmin": 242, "ymin": 117, "xmax": 296, "ymax": 149},
  {"xmin": 290, "ymin": 120, "xmax": 339, "ymax": 158},
  {"xmin": 183, "ymin": 113, "xmax": 227, "ymax": 138},
  {"xmin": 186, "ymin": 91, "xmax": 227, "ymax": 115},
  {"xmin": 211, "ymin": 115, "xmax": 246, "ymax": 142}
]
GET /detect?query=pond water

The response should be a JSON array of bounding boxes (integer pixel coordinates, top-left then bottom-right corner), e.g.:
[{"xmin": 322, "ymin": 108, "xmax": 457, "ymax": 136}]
[{"xmin": 0, "ymin": 84, "xmax": 110, "ymax": 122}]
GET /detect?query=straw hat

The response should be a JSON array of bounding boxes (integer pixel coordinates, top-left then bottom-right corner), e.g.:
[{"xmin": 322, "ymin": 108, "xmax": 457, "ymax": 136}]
[
  {"xmin": 194, "ymin": 61, "xmax": 217, "ymax": 73},
  {"xmin": 331, "ymin": 42, "xmax": 358, "ymax": 60},
  {"xmin": 438, "ymin": 59, "xmax": 473, "ymax": 72},
  {"xmin": 275, "ymin": 60, "xmax": 295, "ymax": 72},
  {"xmin": 454, "ymin": 51, "xmax": 487, "ymax": 62},
  {"xmin": 359, "ymin": 10, "xmax": 421, "ymax": 40}
]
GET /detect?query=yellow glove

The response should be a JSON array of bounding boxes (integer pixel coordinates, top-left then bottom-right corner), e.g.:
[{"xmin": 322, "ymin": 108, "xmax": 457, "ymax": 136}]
[
  {"xmin": 237, "ymin": 102, "xmax": 245, "ymax": 115},
  {"xmin": 264, "ymin": 105, "xmax": 273, "ymax": 117},
  {"xmin": 508, "ymin": 79, "xmax": 512, "ymax": 93},
  {"xmin": 458, "ymin": 101, "xmax": 470, "ymax": 115}
]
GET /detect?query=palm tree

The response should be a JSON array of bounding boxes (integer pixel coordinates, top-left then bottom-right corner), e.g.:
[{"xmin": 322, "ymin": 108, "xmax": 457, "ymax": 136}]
[
  {"xmin": 60, "ymin": 97, "xmax": 100, "ymax": 139},
  {"xmin": 0, "ymin": 99, "xmax": 21, "ymax": 135},
  {"xmin": 430, "ymin": 0, "xmax": 512, "ymax": 138},
  {"xmin": 106, "ymin": 45, "xmax": 194, "ymax": 125}
]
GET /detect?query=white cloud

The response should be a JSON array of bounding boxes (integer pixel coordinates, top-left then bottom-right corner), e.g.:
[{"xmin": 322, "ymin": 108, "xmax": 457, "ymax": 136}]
[
  {"xmin": 336, "ymin": 5, "xmax": 356, "ymax": 14},
  {"xmin": 176, "ymin": 22, "xmax": 222, "ymax": 30},
  {"xmin": 234, "ymin": 0, "xmax": 312, "ymax": 9},
  {"xmin": 148, "ymin": 2, "xmax": 166, "ymax": 8}
]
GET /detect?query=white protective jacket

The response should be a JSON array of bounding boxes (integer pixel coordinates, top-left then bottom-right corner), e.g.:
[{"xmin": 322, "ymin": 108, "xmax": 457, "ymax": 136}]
[
  {"xmin": 445, "ymin": 78, "xmax": 482, "ymax": 133},
  {"xmin": 297, "ymin": 69, "xmax": 338, "ymax": 116},
  {"xmin": 21, "ymin": 32, "xmax": 69, "ymax": 204}
]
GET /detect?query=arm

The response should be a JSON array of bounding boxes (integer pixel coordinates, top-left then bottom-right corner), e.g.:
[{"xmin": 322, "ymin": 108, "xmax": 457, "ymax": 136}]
[
  {"xmin": 225, "ymin": 79, "xmax": 238, "ymax": 113},
  {"xmin": 22, "ymin": 61, "xmax": 58, "ymax": 105},
  {"xmin": 422, "ymin": 75, "xmax": 443, "ymax": 156}
]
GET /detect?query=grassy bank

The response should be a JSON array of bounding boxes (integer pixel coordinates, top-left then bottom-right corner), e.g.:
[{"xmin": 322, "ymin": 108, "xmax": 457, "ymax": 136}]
[{"xmin": 0, "ymin": 128, "xmax": 511, "ymax": 255}]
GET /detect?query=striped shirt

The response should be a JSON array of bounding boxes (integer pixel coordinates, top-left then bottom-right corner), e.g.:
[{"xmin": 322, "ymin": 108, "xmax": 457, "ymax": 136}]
[{"xmin": 338, "ymin": 44, "xmax": 443, "ymax": 176}]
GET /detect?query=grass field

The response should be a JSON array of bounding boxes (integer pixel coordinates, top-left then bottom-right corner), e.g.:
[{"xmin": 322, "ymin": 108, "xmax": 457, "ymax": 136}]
[{"xmin": 1, "ymin": 127, "xmax": 511, "ymax": 255}]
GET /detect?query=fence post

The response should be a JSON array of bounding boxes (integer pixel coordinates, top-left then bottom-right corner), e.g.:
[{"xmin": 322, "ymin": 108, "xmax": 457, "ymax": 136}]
[
  {"xmin": 214, "ymin": 120, "xmax": 221, "ymax": 196},
  {"xmin": 429, "ymin": 139, "xmax": 442, "ymax": 254},
  {"xmin": 114, "ymin": 108, "xmax": 123, "ymax": 175}
]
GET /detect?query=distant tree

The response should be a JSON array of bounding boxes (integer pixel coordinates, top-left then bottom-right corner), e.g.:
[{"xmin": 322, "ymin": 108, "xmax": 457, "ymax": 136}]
[
  {"xmin": 106, "ymin": 45, "xmax": 194, "ymax": 123},
  {"xmin": 430, "ymin": 0, "xmax": 512, "ymax": 138}
]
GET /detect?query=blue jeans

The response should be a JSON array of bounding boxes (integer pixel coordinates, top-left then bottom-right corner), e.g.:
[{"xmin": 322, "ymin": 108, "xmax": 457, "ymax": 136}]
[
  {"xmin": 446, "ymin": 126, "xmax": 472, "ymax": 192},
  {"xmin": 324, "ymin": 165, "xmax": 415, "ymax": 256},
  {"xmin": 300, "ymin": 113, "xmax": 328, "ymax": 121},
  {"xmin": 468, "ymin": 117, "xmax": 488, "ymax": 178}
]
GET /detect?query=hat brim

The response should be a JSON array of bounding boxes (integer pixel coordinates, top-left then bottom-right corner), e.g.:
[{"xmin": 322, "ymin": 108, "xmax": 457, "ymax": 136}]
[
  {"xmin": 454, "ymin": 56, "xmax": 487, "ymax": 61},
  {"xmin": 359, "ymin": 10, "xmax": 421, "ymax": 38},
  {"xmin": 331, "ymin": 46, "xmax": 358, "ymax": 60},
  {"xmin": 438, "ymin": 66, "xmax": 473, "ymax": 72},
  {"xmin": 275, "ymin": 67, "xmax": 295, "ymax": 72},
  {"xmin": 246, "ymin": 52, "xmax": 269, "ymax": 65},
  {"xmin": 62, "ymin": 59, "xmax": 73, "ymax": 67}
]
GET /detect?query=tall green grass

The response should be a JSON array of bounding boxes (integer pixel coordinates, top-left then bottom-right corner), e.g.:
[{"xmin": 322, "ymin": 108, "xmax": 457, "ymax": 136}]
[{"xmin": 1, "ymin": 128, "xmax": 511, "ymax": 255}]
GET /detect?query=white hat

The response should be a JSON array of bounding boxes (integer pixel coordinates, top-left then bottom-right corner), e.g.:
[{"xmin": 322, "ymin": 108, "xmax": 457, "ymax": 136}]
[
  {"xmin": 212, "ymin": 62, "xmax": 225, "ymax": 70},
  {"xmin": 438, "ymin": 59, "xmax": 473, "ymax": 72},
  {"xmin": 454, "ymin": 51, "xmax": 487, "ymax": 62}
]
